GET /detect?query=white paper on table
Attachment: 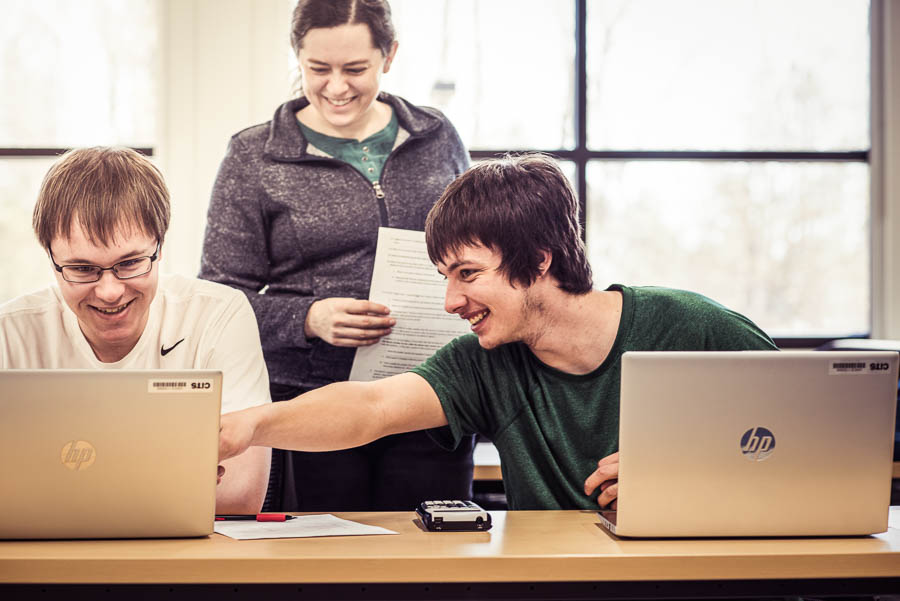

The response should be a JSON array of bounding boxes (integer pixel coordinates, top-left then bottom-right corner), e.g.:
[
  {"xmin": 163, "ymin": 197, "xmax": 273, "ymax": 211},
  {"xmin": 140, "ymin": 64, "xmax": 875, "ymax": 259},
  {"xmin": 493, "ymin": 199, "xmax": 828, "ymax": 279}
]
[
  {"xmin": 889, "ymin": 506, "xmax": 900, "ymax": 530},
  {"xmin": 349, "ymin": 227, "xmax": 471, "ymax": 381},
  {"xmin": 213, "ymin": 514, "xmax": 398, "ymax": 540}
]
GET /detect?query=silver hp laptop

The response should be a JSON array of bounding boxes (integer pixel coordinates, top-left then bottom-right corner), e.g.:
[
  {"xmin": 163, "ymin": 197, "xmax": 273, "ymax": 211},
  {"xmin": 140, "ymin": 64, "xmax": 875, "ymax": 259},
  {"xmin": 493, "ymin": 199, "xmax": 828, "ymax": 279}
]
[
  {"xmin": 0, "ymin": 370, "xmax": 222, "ymax": 539},
  {"xmin": 599, "ymin": 351, "xmax": 898, "ymax": 538}
]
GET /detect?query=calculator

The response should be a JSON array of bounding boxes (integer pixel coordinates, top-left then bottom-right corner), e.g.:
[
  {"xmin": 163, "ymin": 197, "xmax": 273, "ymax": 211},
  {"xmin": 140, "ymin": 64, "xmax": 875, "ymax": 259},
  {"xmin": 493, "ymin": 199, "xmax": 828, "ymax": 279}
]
[{"xmin": 416, "ymin": 500, "xmax": 492, "ymax": 531}]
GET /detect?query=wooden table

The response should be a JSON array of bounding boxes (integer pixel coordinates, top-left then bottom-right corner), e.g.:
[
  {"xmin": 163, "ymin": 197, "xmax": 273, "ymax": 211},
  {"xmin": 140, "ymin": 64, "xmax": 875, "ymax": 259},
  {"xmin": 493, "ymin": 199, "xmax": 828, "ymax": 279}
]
[{"xmin": 2, "ymin": 510, "xmax": 899, "ymax": 600}]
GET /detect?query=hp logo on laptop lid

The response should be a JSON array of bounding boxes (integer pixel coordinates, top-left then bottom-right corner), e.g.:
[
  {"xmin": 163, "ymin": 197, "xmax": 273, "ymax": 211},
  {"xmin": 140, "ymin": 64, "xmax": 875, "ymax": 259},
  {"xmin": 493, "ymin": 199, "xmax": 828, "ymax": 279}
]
[
  {"xmin": 60, "ymin": 440, "xmax": 96, "ymax": 471},
  {"xmin": 740, "ymin": 427, "xmax": 775, "ymax": 461}
]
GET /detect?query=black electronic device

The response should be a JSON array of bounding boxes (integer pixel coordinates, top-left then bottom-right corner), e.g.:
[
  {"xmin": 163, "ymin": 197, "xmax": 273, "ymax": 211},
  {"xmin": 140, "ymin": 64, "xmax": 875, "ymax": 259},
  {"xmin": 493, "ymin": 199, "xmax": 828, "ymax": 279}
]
[{"xmin": 416, "ymin": 500, "xmax": 492, "ymax": 531}]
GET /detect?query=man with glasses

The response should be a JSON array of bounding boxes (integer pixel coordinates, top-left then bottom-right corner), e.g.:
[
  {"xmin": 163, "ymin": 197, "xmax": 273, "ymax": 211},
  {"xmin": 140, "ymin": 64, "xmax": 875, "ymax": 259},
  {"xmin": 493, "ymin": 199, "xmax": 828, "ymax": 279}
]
[{"xmin": 0, "ymin": 146, "xmax": 271, "ymax": 514}]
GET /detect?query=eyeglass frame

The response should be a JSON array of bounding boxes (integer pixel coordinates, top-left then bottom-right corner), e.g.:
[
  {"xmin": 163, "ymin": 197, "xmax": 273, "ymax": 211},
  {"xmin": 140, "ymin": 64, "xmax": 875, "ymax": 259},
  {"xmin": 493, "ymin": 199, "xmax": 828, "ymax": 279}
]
[{"xmin": 47, "ymin": 239, "xmax": 161, "ymax": 283}]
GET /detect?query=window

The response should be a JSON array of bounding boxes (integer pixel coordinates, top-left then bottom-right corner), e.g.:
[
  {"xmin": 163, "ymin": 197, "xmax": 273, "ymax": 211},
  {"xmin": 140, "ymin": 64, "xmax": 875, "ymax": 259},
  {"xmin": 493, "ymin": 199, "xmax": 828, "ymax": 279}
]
[
  {"xmin": 0, "ymin": 0, "xmax": 880, "ymax": 345},
  {"xmin": 389, "ymin": 0, "xmax": 575, "ymax": 149},
  {"xmin": 585, "ymin": 0, "xmax": 870, "ymax": 340},
  {"xmin": 0, "ymin": 0, "xmax": 159, "ymax": 302},
  {"xmin": 388, "ymin": 0, "xmax": 873, "ymax": 344}
]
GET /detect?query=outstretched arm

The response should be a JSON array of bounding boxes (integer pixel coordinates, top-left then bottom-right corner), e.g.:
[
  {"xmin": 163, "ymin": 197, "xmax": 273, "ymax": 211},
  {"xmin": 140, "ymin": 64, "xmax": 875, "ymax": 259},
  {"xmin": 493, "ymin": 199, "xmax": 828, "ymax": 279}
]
[{"xmin": 219, "ymin": 372, "xmax": 447, "ymax": 461}]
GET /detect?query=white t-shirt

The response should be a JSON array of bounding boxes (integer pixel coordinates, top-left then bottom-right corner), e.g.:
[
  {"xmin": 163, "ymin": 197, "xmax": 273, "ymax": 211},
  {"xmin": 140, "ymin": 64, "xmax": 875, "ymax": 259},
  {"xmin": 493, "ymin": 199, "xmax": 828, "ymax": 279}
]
[{"xmin": 0, "ymin": 274, "xmax": 270, "ymax": 413}]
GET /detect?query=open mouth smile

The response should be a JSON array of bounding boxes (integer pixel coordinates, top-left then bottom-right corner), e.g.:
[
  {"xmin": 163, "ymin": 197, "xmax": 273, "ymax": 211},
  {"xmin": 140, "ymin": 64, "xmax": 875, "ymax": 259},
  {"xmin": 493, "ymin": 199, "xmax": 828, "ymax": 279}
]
[
  {"xmin": 325, "ymin": 96, "xmax": 356, "ymax": 107},
  {"xmin": 90, "ymin": 299, "xmax": 134, "ymax": 315},
  {"xmin": 466, "ymin": 309, "xmax": 489, "ymax": 327}
]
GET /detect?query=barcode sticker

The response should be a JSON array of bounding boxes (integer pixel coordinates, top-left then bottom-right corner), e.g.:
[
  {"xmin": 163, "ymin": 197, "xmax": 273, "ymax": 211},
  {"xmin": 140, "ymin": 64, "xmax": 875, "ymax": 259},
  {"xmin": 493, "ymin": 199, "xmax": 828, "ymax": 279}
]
[
  {"xmin": 148, "ymin": 379, "xmax": 214, "ymax": 393},
  {"xmin": 828, "ymin": 361, "xmax": 889, "ymax": 375}
]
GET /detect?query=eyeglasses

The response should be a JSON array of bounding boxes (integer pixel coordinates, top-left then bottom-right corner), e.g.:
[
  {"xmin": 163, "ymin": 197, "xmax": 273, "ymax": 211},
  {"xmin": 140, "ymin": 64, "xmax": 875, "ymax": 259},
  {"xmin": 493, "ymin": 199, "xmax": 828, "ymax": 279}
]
[{"xmin": 48, "ymin": 240, "xmax": 160, "ymax": 283}]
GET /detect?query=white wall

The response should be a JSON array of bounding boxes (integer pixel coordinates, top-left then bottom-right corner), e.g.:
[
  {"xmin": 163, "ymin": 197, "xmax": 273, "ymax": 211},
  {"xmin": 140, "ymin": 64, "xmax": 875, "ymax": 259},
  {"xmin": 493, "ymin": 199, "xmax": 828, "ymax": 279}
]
[{"xmin": 157, "ymin": 0, "xmax": 294, "ymax": 278}]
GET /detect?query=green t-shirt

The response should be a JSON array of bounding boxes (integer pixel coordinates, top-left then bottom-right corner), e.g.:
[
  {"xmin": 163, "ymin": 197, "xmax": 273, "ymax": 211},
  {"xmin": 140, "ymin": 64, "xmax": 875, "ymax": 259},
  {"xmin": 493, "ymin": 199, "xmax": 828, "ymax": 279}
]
[
  {"xmin": 298, "ymin": 110, "xmax": 399, "ymax": 183},
  {"xmin": 410, "ymin": 284, "xmax": 777, "ymax": 510}
]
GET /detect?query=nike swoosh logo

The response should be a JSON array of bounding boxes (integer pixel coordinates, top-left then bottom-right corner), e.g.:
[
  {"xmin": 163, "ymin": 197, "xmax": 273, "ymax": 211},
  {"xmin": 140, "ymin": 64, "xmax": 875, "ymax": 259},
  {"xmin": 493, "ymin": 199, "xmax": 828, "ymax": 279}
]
[{"xmin": 160, "ymin": 338, "xmax": 185, "ymax": 356}]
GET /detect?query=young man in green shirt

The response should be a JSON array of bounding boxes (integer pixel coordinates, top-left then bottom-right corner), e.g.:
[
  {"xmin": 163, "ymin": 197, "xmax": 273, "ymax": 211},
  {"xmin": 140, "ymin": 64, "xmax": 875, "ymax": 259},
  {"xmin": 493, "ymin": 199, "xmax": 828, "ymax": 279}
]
[{"xmin": 218, "ymin": 153, "xmax": 777, "ymax": 510}]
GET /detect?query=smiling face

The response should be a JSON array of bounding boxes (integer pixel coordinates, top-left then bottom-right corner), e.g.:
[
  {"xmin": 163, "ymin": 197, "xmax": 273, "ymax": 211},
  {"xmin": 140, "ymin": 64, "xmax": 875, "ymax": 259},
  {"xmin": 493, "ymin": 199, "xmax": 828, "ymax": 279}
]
[
  {"xmin": 49, "ymin": 224, "xmax": 160, "ymax": 363},
  {"xmin": 297, "ymin": 23, "xmax": 397, "ymax": 139},
  {"xmin": 438, "ymin": 244, "xmax": 547, "ymax": 350}
]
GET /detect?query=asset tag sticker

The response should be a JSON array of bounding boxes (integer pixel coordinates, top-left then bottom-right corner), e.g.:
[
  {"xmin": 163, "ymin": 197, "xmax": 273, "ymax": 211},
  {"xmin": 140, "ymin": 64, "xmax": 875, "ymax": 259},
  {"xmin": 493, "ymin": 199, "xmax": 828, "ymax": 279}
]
[
  {"xmin": 148, "ymin": 379, "xmax": 215, "ymax": 393},
  {"xmin": 828, "ymin": 361, "xmax": 885, "ymax": 375}
]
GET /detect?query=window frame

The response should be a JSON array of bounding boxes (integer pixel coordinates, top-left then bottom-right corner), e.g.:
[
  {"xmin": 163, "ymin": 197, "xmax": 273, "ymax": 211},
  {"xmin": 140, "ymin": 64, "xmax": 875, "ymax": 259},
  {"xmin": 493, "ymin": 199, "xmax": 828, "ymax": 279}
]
[
  {"xmin": 469, "ymin": 0, "xmax": 877, "ymax": 349},
  {"xmin": 0, "ymin": 149, "xmax": 153, "ymax": 157}
]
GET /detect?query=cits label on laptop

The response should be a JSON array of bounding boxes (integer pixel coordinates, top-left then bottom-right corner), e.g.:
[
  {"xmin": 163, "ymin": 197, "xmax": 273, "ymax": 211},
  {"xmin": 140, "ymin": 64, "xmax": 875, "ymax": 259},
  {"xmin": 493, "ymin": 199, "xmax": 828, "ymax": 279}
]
[
  {"xmin": 828, "ymin": 360, "xmax": 893, "ymax": 375},
  {"xmin": 147, "ymin": 378, "xmax": 216, "ymax": 393}
]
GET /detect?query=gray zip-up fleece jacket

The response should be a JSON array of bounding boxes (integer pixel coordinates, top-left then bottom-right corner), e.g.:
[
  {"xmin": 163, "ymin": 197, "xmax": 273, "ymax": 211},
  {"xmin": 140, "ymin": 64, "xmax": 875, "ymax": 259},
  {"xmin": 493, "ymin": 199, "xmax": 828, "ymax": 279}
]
[{"xmin": 200, "ymin": 93, "xmax": 469, "ymax": 391}]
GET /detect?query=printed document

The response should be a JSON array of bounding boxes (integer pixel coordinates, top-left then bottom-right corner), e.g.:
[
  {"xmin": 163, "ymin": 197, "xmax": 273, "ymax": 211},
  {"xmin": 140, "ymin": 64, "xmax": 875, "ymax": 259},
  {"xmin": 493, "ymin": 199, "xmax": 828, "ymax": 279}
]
[
  {"xmin": 214, "ymin": 514, "xmax": 398, "ymax": 540},
  {"xmin": 349, "ymin": 227, "xmax": 471, "ymax": 381}
]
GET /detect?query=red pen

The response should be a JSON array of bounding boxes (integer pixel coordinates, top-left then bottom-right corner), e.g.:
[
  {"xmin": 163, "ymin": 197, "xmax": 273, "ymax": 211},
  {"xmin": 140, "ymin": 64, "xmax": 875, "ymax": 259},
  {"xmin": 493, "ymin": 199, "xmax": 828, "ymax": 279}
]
[{"xmin": 215, "ymin": 514, "xmax": 296, "ymax": 522}]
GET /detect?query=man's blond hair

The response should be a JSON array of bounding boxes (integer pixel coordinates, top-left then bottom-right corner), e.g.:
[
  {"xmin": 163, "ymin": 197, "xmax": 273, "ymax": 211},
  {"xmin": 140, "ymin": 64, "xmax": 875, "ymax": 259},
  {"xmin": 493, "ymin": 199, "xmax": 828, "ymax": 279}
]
[{"xmin": 32, "ymin": 146, "xmax": 170, "ymax": 248}]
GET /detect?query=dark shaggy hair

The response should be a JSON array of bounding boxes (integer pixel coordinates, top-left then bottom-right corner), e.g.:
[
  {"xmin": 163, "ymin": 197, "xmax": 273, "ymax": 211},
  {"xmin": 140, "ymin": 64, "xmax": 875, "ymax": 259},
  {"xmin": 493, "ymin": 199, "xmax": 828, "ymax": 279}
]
[{"xmin": 425, "ymin": 154, "xmax": 593, "ymax": 294}]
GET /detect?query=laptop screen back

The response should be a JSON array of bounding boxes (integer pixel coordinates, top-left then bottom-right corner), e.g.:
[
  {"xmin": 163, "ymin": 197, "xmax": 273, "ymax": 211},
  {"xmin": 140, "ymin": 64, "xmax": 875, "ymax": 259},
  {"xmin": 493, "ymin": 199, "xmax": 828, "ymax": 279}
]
[
  {"xmin": 0, "ymin": 370, "xmax": 221, "ymax": 539},
  {"xmin": 608, "ymin": 351, "xmax": 898, "ymax": 538}
]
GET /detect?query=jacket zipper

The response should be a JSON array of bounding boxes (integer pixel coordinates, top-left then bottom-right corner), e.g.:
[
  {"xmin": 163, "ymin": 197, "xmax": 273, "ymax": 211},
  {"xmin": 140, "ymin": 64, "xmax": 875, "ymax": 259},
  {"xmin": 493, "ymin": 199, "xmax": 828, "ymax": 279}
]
[
  {"xmin": 372, "ymin": 180, "xmax": 385, "ymax": 199},
  {"xmin": 304, "ymin": 157, "xmax": 390, "ymax": 225},
  {"xmin": 370, "ymin": 180, "xmax": 388, "ymax": 225},
  {"xmin": 303, "ymin": 128, "xmax": 431, "ymax": 227},
  {"xmin": 369, "ymin": 130, "xmax": 423, "ymax": 226}
]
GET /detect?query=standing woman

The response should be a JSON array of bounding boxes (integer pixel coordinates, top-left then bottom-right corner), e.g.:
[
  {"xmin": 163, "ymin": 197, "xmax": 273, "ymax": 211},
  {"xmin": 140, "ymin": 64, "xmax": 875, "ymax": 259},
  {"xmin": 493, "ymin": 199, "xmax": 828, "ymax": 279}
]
[{"xmin": 200, "ymin": 0, "xmax": 474, "ymax": 511}]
